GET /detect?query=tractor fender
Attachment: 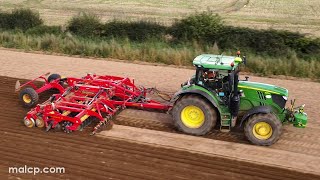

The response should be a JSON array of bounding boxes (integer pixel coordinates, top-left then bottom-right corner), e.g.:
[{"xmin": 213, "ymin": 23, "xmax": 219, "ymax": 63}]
[
  {"xmin": 171, "ymin": 89, "xmax": 218, "ymax": 109},
  {"xmin": 239, "ymin": 106, "xmax": 272, "ymax": 127}
]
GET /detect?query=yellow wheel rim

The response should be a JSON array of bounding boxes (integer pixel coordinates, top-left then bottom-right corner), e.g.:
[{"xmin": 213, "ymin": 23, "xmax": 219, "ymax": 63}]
[
  {"xmin": 36, "ymin": 117, "xmax": 45, "ymax": 128},
  {"xmin": 24, "ymin": 118, "xmax": 35, "ymax": 128},
  {"xmin": 23, "ymin": 94, "xmax": 31, "ymax": 103},
  {"xmin": 252, "ymin": 122, "xmax": 273, "ymax": 140},
  {"xmin": 181, "ymin": 105, "xmax": 205, "ymax": 128}
]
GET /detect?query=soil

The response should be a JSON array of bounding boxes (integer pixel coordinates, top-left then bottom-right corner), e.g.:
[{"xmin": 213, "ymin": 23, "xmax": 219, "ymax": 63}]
[
  {"xmin": 0, "ymin": 49, "xmax": 320, "ymax": 179},
  {"xmin": 1, "ymin": 76, "xmax": 319, "ymax": 179}
]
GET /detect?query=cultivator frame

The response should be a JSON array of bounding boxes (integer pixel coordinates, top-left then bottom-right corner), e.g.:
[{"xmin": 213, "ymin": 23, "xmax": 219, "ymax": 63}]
[{"xmin": 21, "ymin": 73, "xmax": 171, "ymax": 135}]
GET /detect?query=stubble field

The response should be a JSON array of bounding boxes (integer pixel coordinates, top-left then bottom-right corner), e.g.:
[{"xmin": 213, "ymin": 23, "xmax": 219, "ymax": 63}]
[{"xmin": 0, "ymin": 0, "xmax": 319, "ymax": 36}]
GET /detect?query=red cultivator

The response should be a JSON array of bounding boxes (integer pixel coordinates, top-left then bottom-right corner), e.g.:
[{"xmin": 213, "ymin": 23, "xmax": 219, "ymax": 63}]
[{"xmin": 18, "ymin": 73, "xmax": 171, "ymax": 135}]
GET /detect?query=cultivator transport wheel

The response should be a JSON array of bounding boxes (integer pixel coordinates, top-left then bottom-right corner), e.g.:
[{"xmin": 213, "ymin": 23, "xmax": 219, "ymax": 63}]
[
  {"xmin": 48, "ymin": 73, "xmax": 65, "ymax": 90},
  {"xmin": 172, "ymin": 95, "xmax": 217, "ymax": 135},
  {"xmin": 244, "ymin": 113, "xmax": 282, "ymax": 146},
  {"xmin": 19, "ymin": 88, "xmax": 39, "ymax": 107},
  {"xmin": 48, "ymin": 73, "xmax": 61, "ymax": 82}
]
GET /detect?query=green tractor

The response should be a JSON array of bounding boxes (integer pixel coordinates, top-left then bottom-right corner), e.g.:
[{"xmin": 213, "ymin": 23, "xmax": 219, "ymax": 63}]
[{"xmin": 171, "ymin": 53, "xmax": 307, "ymax": 146}]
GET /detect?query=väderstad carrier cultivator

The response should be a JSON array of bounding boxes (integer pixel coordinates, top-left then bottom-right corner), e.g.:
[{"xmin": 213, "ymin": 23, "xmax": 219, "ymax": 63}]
[
  {"xmin": 16, "ymin": 73, "xmax": 171, "ymax": 135},
  {"xmin": 16, "ymin": 52, "xmax": 308, "ymax": 145}
]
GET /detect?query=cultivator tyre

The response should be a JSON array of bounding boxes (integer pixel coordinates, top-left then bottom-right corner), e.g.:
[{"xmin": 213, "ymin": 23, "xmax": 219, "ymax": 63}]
[
  {"xmin": 35, "ymin": 117, "xmax": 45, "ymax": 128},
  {"xmin": 48, "ymin": 73, "xmax": 64, "ymax": 91},
  {"xmin": 244, "ymin": 113, "xmax": 282, "ymax": 146},
  {"xmin": 19, "ymin": 88, "xmax": 39, "ymax": 107},
  {"xmin": 48, "ymin": 73, "xmax": 61, "ymax": 82},
  {"xmin": 23, "ymin": 117, "xmax": 35, "ymax": 128},
  {"xmin": 172, "ymin": 95, "xmax": 217, "ymax": 135}
]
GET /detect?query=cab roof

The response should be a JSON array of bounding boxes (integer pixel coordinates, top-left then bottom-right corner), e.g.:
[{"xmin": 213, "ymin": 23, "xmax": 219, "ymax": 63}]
[{"xmin": 193, "ymin": 54, "xmax": 241, "ymax": 70}]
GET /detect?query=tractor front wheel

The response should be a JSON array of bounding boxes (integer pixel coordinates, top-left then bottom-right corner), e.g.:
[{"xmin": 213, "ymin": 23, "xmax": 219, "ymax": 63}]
[
  {"xmin": 172, "ymin": 95, "xmax": 217, "ymax": 135},
  {"xmin": 19, "ymin": 88, "xmax": 39, "ymax": 107},
  {"xmin": 244, "ymin": 113, "xmax": 282, "ymax": 146}
]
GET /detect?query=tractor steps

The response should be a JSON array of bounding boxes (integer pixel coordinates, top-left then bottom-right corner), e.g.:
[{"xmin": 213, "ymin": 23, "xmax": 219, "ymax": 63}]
[{"xmin": 220, "ymin": 113, "xmax": 231, "ymax": 132}]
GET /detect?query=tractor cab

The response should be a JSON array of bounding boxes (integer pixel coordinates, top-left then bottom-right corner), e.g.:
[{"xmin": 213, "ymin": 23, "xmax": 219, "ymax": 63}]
[
  {"xmin": 192, "ymin": 54, "xmax": 243, "ymax": 103},
  {"xmin": 183, "ymin": 53, "xmax": 245, "ymax": 119}
]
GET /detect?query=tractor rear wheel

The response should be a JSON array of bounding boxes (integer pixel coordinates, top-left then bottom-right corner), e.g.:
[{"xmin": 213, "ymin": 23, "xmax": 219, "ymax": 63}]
[
  {"xmin": 172, "ymin": 95, "xmax": 217, "ymax": 135},
  {"xmin": 244, "ymin": 113, "xmax": 282, "ymax": 146},
  {"xmin": 19, "ymin": 88, "xmax": 39, "ymax": 107}
]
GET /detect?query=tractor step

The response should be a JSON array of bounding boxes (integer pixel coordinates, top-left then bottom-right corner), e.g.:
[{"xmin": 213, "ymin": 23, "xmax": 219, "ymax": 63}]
[
  {"xmin": 220, "ymin": 113, "xmax": 231, "ymax": 132},
  {"xmin": 220, "ymin": 126, "xmax": 230, "ymax": 132}
]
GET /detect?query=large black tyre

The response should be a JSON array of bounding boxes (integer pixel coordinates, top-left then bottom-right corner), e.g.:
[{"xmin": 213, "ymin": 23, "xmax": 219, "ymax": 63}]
[
  {"xmin": 19, "ymin": 87, "xmax": 39, "ymax": 107},
  {"xmin": 244, "ymin": 113, "xmax": 282, "ymax": 146},
  {"xmin": 172, "ymin": 95, "xmax": 217, "ymax": 135},
  {"xmin": 48, "ymin": 73, "xmax": 61, "ymax": 83}
]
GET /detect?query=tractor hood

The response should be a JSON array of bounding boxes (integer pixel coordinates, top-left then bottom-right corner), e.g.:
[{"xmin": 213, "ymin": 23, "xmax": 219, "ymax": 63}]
[{"xmin": 238, "ymin": 81, "xmax": 288, "ymax": 96}]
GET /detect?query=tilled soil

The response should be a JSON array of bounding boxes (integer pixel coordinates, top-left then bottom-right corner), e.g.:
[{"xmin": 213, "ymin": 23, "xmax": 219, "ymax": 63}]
[
  {"xmin": 1, "ymin": 76, "xmax": 320, "ymax": 179},
  {"xmin": 117, "ymin": 109, "xmax": 320, "ymax": 157}
]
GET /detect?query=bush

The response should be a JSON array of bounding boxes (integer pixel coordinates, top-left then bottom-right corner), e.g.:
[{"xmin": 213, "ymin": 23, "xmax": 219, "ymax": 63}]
[
  {"xmin": 216, "ymin": 26, "xmax": 320, "ymax": 59},
  {"xmin": 9, "ymin": 9, "xmax": 43, "ymax": 31},
  {"xmin": 26, "ymin": 25, "xmax": 62, "ymax": 35},
  {"xmin": 268, "ymin": 30, "xmax": 320, "ymax": 59},
  {"xmin": 217, "ymin": 27, "xmax": 290, "ymax": 56},
  {"xmin": 67, "ymin": 12, "xmax": 102, "ymax": 37},
  {"xmin": 0, "ymin": 12, "xmax": 11, "ymax": 30},
  {"xmin": 294, "ymin": 38, "xmax": 320, "ymax": 59},
  {"xmin": 169, "ymin": 11, "xmax": 223, "ymax": 42},
  {"xmin": 102, "ymin": 20, "xmax": 166, "ymax": 41}
]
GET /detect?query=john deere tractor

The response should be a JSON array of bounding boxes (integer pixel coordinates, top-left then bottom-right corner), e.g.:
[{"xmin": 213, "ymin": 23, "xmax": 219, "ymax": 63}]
[{"xmin": 171, "ymin": 53, "xmax": 307, "ymax": 146}]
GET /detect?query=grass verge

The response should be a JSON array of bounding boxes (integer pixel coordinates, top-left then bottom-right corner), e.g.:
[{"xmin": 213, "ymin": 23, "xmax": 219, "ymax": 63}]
[{"xmin": 0, "ymin": 31, "xmax": 319, "ymax": 80}]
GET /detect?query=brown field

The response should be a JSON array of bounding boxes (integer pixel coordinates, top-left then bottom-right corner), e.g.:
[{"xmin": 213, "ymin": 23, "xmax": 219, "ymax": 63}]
[
  {"xmin": 1, "ymin": 76, "xmax": 319, "ymax": 179},
  {"xmin": 0, "ymin": 49, "xmax": 320, "ymax": 179},
  {"xmin": 0, "ymin": 0, "xmax": 319, "ymax": 36}
]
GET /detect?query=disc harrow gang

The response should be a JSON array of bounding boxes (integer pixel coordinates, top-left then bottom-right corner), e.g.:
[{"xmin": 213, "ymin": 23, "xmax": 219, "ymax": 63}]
[{"xmin": 22, "ymin": 73, "xmax": 172, "ymax": 135}]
